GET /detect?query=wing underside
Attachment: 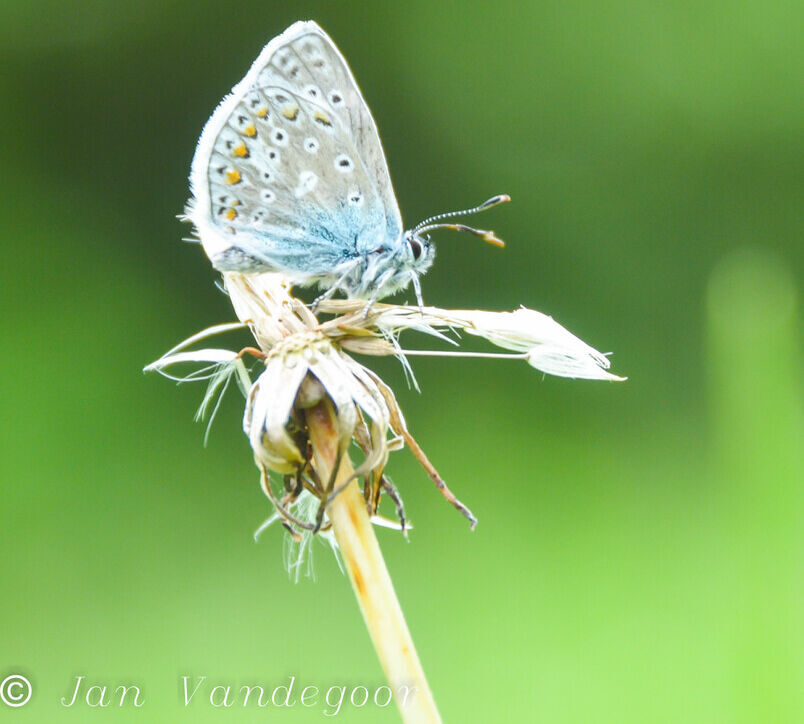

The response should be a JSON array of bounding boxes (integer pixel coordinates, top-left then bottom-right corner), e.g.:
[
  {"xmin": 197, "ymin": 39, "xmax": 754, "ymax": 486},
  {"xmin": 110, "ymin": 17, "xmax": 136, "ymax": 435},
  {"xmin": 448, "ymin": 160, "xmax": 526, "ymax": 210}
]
[{"xmin": 189, "ymin": 21, "xmax": 403, "ymax": 276}]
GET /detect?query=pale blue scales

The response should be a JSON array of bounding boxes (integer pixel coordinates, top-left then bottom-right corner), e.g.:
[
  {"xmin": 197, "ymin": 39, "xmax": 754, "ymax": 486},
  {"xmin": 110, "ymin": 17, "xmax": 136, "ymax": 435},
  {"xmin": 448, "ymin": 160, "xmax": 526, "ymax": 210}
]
[{"xmin": 187, "ymin": 20, "xmax": 509, "ymax": 305}]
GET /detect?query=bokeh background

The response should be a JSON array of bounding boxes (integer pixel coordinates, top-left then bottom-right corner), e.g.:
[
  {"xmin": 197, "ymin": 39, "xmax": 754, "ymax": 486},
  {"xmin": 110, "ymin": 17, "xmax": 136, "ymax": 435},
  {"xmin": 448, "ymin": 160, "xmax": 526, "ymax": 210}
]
[{"xmin": 1, "ymin": 1, "xmax": 801, "ymax": 721}]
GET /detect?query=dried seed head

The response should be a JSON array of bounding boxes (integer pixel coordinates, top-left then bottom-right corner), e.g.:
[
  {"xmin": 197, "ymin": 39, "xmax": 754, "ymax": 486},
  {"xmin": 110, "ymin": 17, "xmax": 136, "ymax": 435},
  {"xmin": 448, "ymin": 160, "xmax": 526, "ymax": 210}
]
[{"xmin": 147, "ymin": 269, "xmax": 623, "ymax": 571}]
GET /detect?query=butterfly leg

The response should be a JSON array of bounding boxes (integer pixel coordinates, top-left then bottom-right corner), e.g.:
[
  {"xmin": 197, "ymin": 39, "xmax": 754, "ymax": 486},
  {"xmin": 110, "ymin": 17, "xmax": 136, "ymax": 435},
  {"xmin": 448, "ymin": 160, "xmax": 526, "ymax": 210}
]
[
  {"xmin": 360, "ymin": 268, "xmax": 397, "ymax": 320},
  {"xmin": 311, "ymin": 260, "xmax": 361, "ymax": 312},
  {"xmin": 310, "ymin": 285, "xmax": 339, "ymax": 313},
  {"xmin": 410, "ymin": 272, "xmax": 425, "ymax": 314}
]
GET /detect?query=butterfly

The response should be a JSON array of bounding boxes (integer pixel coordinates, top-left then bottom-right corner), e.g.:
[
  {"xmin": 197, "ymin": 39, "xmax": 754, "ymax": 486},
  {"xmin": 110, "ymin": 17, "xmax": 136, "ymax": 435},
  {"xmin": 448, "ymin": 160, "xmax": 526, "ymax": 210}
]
[{"xmin": 186, "ymin": 20, "xmax": 509, "ymax": 308}]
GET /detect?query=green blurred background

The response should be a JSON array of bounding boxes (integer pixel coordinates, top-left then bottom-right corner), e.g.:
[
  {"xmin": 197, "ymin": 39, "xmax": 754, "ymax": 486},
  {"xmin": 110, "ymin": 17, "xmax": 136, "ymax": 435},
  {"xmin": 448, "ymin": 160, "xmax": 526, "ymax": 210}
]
[{"xmin": 1, "ymin": 0, "xmax": 801, "ymax": 721}]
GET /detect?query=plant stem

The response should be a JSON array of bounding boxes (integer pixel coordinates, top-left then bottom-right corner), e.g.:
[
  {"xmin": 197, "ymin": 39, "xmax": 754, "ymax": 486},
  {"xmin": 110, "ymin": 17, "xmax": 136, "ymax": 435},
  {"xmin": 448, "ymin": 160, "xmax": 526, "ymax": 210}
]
[{"xmin": 306, "ymin": 398, "xmax": 442, "ymax": 723}]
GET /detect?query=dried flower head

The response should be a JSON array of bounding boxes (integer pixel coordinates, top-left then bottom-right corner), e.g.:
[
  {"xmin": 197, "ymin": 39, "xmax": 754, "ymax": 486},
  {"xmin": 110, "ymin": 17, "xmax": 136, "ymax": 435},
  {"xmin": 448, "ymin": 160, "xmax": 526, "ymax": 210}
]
[{"xmin": 147, "ymin": 271, "xmax": 623, "ymax": 567}]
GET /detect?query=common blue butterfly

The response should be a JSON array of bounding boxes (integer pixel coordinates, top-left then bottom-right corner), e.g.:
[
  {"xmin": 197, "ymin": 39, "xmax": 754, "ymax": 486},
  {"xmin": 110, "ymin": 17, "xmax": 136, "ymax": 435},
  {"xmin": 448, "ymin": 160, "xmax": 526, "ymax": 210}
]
[{"xmin": 187, "ymin": 20, "xmax": 509, "ymax": 307}]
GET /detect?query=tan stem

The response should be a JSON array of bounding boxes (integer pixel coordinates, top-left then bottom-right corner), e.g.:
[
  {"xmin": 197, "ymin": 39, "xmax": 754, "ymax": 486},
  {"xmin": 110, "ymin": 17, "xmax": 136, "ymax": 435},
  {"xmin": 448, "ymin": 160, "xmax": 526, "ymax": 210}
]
[{"xmin": 306, "ymin": 398, "xmax": 441, "ymax": 724}]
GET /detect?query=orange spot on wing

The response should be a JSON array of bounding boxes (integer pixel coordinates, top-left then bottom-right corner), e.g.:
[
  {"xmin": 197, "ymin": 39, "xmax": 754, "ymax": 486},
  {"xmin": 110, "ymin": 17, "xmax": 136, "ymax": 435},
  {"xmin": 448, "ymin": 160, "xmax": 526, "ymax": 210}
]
[
  {"xmin": 314, "ymin": 111, "xmax": 331, "ymax": 127},
  {"xmin": 225, "ymin": 208, "xmax": 237, "ymax": 220},
  {"xmin": 256, "ymin": 107, "xmax": 268, "ymax": 118},
  {"xmin": 243, "ymin": 125, "xmax": 256, "ymax": 137},
  {"xmin": 233, "ymin": 143, "xmax": 248, "ymax": 157},
  {"xmin": 225, "ymin": 169, "xmax": 241, "ymax": 184},
  {"xmin": 283, "ymin": 105, "xmax": 299, "ymax": 120}
]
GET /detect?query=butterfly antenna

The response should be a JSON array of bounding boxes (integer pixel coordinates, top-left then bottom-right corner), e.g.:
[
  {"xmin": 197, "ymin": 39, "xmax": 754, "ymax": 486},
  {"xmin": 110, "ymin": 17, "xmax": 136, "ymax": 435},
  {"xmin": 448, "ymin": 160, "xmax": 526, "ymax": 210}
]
[{"xmin": 411, "ymin": 194, "xmax": 511, "ymax": 247}]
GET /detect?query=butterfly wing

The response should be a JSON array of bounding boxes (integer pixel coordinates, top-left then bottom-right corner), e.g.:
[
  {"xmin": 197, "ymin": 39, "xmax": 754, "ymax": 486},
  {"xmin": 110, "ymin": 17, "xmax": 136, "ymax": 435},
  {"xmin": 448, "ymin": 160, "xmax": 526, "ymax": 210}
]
[{"xmin": 188, "ymin": 21, "xmax": 403, "ymax": 281}]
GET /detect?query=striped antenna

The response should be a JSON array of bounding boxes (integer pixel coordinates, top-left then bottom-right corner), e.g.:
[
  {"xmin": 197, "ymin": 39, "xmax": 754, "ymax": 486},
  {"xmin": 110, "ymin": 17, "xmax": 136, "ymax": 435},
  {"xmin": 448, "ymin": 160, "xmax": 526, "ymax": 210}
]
[{"xmin": 410, "ymin": 194, "xmax": 511, "ymax": 247}]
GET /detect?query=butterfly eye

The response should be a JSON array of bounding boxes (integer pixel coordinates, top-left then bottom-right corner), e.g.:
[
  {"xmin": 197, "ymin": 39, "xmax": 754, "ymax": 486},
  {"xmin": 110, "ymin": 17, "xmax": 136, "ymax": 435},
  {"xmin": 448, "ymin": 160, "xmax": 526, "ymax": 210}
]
[{"xmin": 409, "ymin": 238, "xmax": 423, "ymax": 260}]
